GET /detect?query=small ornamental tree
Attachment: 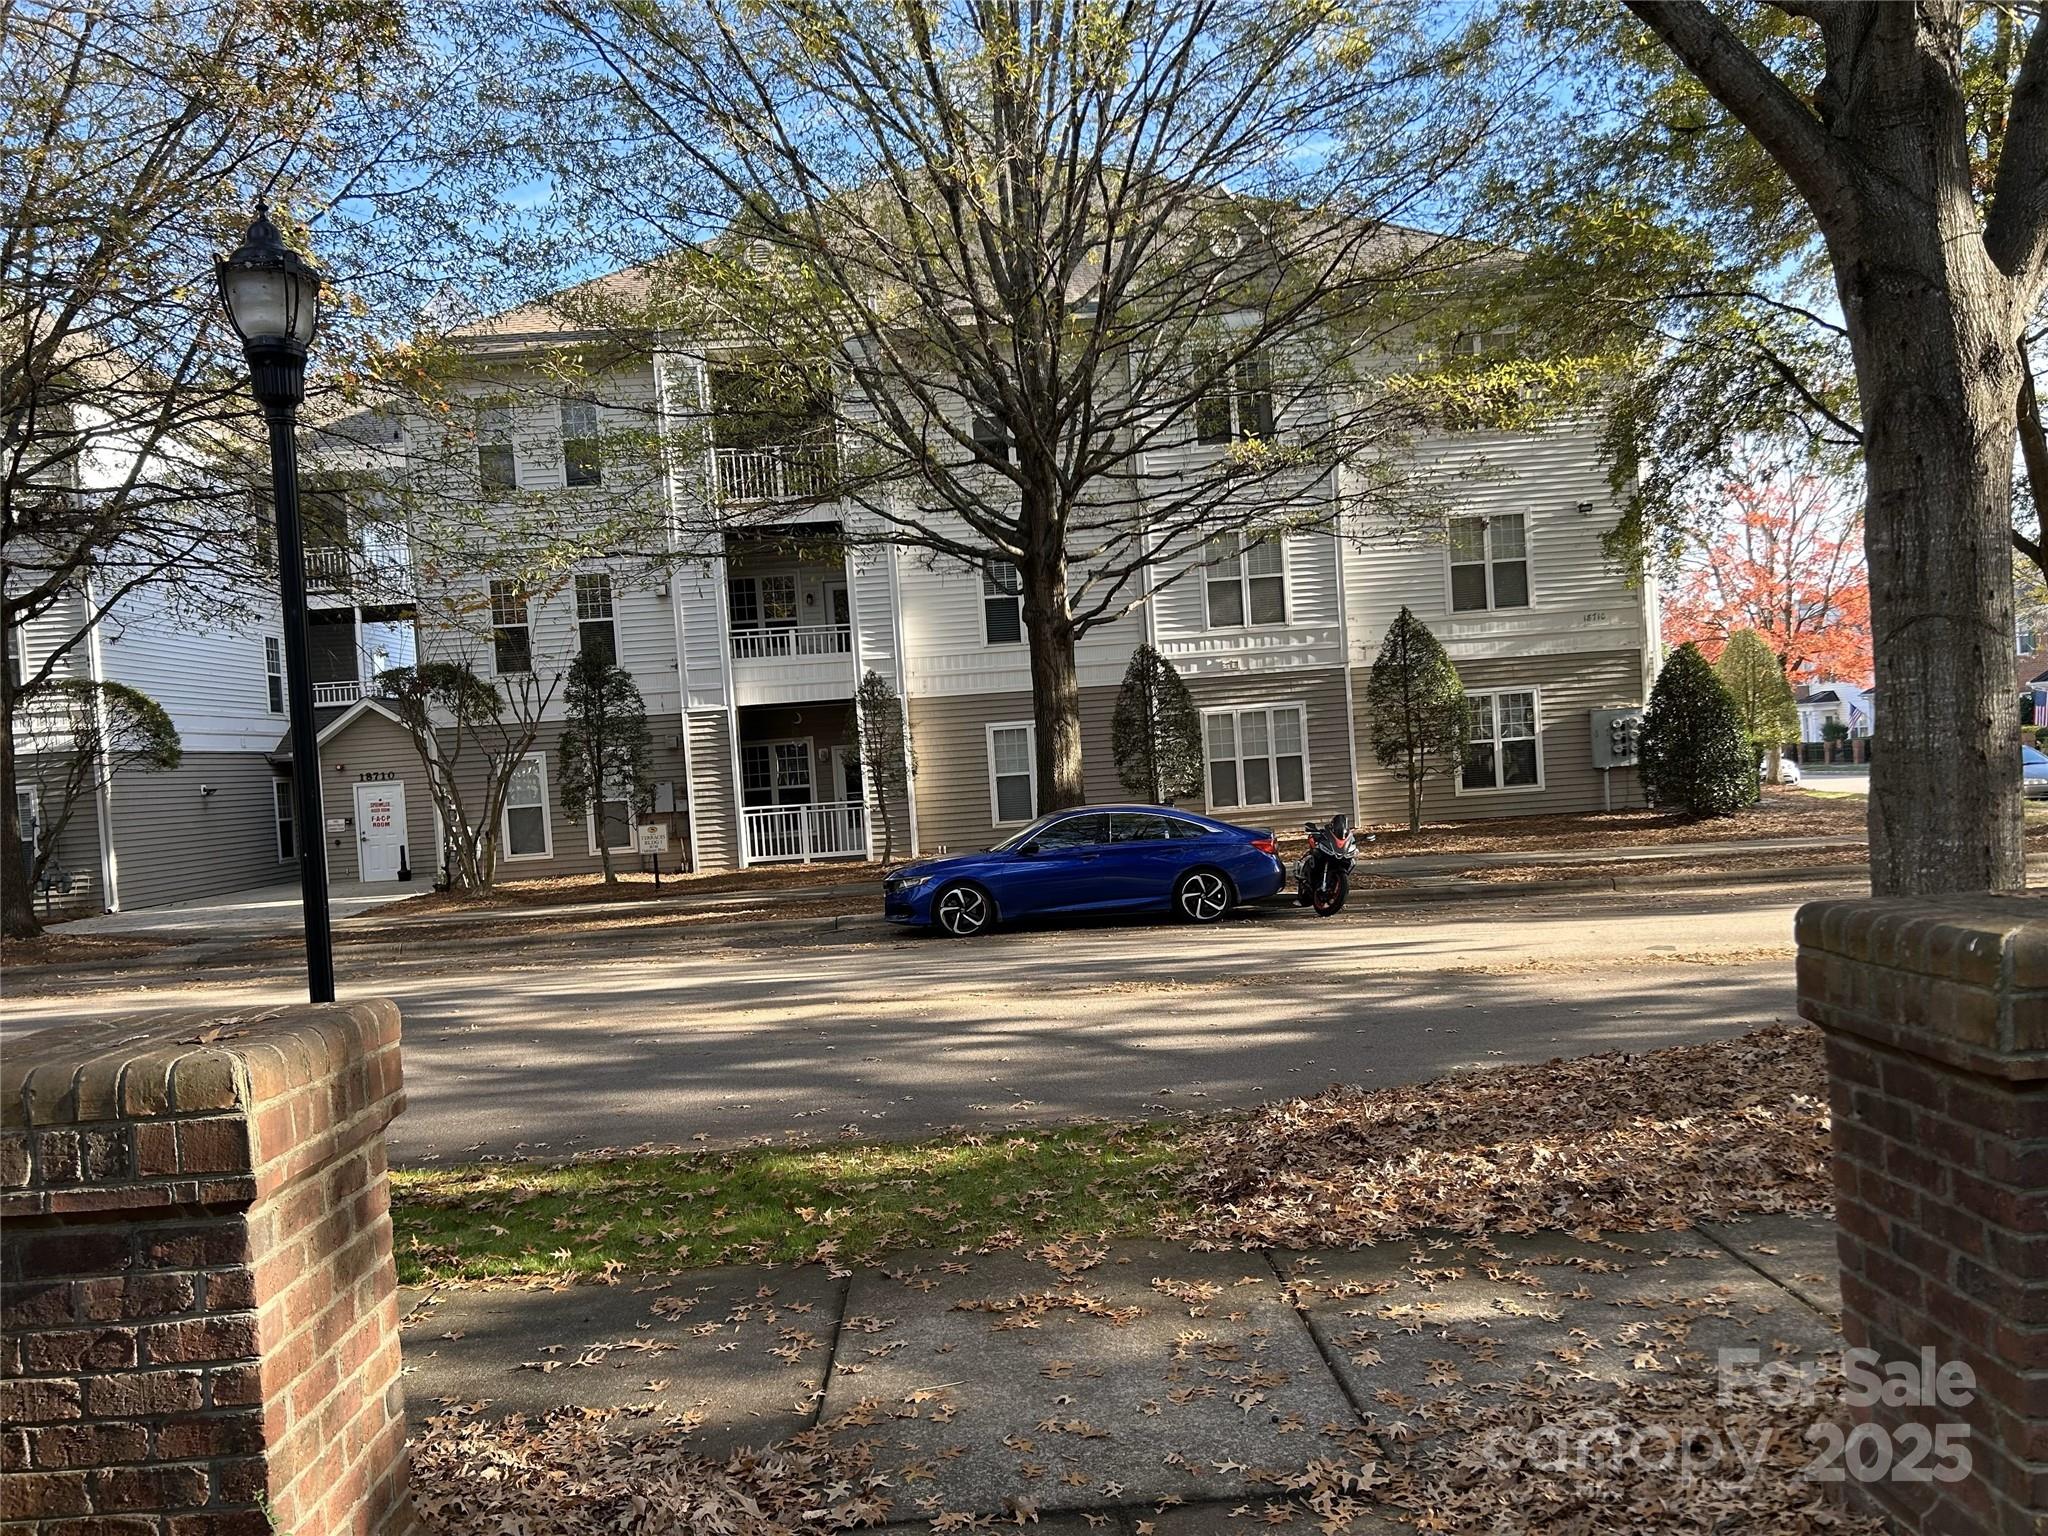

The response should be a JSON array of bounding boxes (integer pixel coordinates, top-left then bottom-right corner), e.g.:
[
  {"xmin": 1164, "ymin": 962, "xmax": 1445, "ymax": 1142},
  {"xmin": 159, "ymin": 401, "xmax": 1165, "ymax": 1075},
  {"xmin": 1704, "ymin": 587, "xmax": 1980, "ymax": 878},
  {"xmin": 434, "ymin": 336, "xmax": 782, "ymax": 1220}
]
[
  {"xmin": 1110, "ymin": 645, "xmax": 1202, "ymax": 805},
  {"xmin": 1714, "ymin": 629, "xmax": 1798, "ymax": 795},
  {"xmin": 1363, "ymin": 607, "xmax": 1467, "ymax": 831},
  {"xmin": 854, "ymin": 669, "xmax": 914, "ymax": 862},
  {"xmin": 14, "ymin": 679, "xmax": 180, "ymax": 894},
  {"xmin": 379, "ymin": 660, "xmax": 560, "ymax": 891},
  {"xmin": 1639, "ymin": 643, "xmax": 1753, "ymax": 818},
  {"xmin": 557, "ymin": 649, "xmax": 651, "ymax": 884}
]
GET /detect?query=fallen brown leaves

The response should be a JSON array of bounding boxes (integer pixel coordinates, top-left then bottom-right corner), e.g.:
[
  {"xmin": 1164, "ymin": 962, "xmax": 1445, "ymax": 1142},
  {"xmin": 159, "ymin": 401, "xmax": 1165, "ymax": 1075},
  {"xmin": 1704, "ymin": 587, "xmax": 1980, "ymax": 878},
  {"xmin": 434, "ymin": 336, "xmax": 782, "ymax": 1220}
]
[
  {"xmin": 409, "ymin": 1404, "xmax": 893, "ymax": 1535},
  {"xmin": 1170, "ymin": 1025, "xmax": 1831, "ymax": 1250}
]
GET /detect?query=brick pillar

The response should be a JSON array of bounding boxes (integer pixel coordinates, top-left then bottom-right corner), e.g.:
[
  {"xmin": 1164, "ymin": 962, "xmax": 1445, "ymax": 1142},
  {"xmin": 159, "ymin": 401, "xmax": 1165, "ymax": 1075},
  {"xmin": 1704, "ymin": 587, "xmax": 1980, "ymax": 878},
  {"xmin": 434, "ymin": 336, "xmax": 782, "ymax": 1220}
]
[
  {"xmin": 2, "ymin": 1000, "xmax": 417, "ymax": 1536},
  {"xmin": 1797, "ymin": 896, "xmax": 2047, "ymax": 1536}
]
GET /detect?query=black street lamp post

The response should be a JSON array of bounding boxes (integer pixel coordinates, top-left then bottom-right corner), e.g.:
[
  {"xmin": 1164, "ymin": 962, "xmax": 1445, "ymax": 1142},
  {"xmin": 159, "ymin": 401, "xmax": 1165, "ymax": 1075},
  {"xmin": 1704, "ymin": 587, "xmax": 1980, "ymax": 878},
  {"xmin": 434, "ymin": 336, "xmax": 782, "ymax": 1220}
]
[{"xmin": 217, "ymin": 200, "xmax": 335, "ymax": 1003}]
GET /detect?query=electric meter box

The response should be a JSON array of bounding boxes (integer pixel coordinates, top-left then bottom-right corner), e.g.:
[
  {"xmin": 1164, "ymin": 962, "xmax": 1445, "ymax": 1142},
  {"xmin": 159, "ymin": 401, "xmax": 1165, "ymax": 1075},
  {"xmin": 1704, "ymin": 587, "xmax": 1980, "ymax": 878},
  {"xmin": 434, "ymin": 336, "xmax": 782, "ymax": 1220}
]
[{"xmin": 1590, "ymin": 706, "xmax": 1644, "ymax": 770}]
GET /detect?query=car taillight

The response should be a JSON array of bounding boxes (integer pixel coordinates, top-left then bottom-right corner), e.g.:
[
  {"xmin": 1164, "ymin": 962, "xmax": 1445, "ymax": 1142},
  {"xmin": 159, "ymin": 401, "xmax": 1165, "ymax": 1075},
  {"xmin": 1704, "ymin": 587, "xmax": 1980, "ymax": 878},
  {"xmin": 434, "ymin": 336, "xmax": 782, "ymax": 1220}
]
[{"xmin": 1251, "ymin": 836, "xmax": 1277, "ymax": 855}]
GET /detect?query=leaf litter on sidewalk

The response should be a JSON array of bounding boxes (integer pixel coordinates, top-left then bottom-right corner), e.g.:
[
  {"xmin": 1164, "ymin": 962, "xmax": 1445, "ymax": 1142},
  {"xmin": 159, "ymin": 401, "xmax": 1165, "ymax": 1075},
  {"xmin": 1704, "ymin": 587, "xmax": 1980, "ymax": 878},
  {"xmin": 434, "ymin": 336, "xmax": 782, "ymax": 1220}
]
[{"xmin": 408, "ymin": 1026, "xmax": 1861, "ymax": 1534}]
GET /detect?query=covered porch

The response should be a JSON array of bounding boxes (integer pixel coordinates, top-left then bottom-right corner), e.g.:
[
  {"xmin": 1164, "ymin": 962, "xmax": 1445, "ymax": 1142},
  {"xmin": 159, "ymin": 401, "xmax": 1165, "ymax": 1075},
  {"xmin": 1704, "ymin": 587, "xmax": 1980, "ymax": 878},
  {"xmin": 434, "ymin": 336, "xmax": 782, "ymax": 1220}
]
[{"xmin": 736, "ymin": 702, "xmax": 868, "ymax": 864}]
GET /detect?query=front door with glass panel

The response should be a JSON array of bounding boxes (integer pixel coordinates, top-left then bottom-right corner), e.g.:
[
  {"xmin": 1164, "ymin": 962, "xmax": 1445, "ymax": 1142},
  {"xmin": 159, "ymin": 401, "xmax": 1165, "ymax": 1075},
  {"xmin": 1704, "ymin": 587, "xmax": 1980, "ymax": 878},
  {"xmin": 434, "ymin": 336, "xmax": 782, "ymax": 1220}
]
[{"xmin": 353, "ymin": 781, "xmax": 408, "ymax": 882}]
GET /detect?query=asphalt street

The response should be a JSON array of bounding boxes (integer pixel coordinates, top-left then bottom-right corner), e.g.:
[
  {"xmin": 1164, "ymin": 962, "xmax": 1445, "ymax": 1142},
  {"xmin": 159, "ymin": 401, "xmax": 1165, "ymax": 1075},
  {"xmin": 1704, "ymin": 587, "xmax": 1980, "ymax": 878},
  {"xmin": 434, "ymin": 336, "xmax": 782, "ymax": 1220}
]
[{"xmin": 2, "ymin": 880, "xmax": 1827, "ymax": 1162}]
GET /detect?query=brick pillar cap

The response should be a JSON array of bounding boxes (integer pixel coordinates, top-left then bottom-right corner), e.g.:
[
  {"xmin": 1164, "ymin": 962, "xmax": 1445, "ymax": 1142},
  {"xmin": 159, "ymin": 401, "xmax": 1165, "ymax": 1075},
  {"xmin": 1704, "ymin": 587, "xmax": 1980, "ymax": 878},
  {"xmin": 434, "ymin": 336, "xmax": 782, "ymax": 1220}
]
[
  {"xmin": 2, "ymin": 999, "xmax": 403, "ymax": 1216},
  {"xmin": 1796, "ymin": 894, "xmax": 2047, "ymax": 1077}
]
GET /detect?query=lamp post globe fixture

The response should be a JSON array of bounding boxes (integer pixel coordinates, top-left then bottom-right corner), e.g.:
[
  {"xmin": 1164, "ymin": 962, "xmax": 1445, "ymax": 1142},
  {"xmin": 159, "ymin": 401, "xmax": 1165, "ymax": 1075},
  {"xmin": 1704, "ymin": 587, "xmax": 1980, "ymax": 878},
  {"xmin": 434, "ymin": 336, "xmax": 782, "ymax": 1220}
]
[{"xmin": 218, "ymin": 199, "xmax": 335, "ymax": 1003}]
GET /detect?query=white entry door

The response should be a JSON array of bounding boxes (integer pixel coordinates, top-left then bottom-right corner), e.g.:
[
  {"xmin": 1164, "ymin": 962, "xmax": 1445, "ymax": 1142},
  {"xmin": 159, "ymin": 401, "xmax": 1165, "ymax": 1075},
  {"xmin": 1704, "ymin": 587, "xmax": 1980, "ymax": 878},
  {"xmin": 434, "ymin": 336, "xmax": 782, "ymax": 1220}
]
[{"xmin": 354, "ymin": 781, "xmax": 407, "ymax": 882}]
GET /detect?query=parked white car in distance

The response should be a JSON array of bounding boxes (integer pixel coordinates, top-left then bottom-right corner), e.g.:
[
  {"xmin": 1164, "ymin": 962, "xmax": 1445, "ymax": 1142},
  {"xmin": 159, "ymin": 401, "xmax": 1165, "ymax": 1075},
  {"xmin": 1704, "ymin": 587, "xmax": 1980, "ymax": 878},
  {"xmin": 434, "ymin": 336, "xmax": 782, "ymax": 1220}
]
[{"xmin": 1762, "ymin": 756, "xmax": 1803, "ymax": 786}]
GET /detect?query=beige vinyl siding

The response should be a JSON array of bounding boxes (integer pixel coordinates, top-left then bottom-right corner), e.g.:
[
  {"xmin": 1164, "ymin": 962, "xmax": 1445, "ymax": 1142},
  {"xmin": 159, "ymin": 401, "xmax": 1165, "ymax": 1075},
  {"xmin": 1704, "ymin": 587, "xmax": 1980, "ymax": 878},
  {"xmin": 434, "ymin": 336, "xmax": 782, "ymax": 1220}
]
[
  {"xmin": 12, "ymin": 752, "xmax": 106, "ymax": 918},
  {"xmin": 686, "ymin": 710, "xmax": 737, "ymax": 871},
  {"xmin": 318, "ymin": 709, "xmax": 436, "ymax": 883},
  {"xmin": 104, "ymin": 752, "xmax": 283, "ymax": 909},
  {"xmin": 1354, "ymin": 648, "xmax": 1645, "ymax": 824},
  {"xmin": 431, "ymin": 713, "xmax": 691, "ymax": 880},
  {"xmin": 907, "ymin": 666, "xmax": 1354, "ymax": 854}
]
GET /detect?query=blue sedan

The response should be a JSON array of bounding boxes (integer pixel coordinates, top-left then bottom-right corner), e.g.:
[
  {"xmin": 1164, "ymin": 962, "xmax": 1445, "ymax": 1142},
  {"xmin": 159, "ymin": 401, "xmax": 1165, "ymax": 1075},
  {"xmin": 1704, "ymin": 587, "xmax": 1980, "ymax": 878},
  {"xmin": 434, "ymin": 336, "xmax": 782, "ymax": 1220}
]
[
  {"xmin": 882, "ymin": 805, "xmax": 1287, "ymax": 937},
  {"xmin": 2026, "ymin": 744, "xmax": 2048, "ymax": 799}
]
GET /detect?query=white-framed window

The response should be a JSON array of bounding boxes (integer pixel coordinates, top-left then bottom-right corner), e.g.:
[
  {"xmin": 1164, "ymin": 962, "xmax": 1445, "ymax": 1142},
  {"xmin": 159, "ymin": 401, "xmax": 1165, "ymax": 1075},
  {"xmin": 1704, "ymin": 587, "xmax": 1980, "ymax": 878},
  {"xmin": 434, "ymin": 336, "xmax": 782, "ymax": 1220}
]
[
  {"xmin": 1203, "ymin": 534, "xmax": 1286, "ymax": 628},
  {"xmin": 273, "ymin": 780, "xmax": 294, "ymax": 861},
  {"xmin": 982, "ymin": 562, "xmax": 1024, "ymax": 645},
  {"xmin": 560, "ymin": 399, "xmax": 602, "ymax": 487},
  {"xmin": 970, "ymin": 413, "xmax": 1012, "ymax": 465},
  {"xmin": 501, "ymin": 752, "xmax": 552, "ymax": 858},
  {"xmin": 1194, "ymin": 352, "xmax": 1275, "ymax": 444},
  {"xmin": 15, "ymin": 785, "xmax": 40, "ymax": 880},
  {"xmin": 740, "ymin": 739, "xmax": 814, "ymax": 806},
  {"xmin": 1448, "ymin": 513, "xmax": 1530, "ymax": 612},
  {"xmin": 477, "ymin": 404, "xmax": 516, "ymax": 495},
  {"xmin": 1461, "ymin": 688, "xmax": 1542, "ymax": 793},
  {"xmin": 727, "ymin": 573, "xmax": 797, "ymax": 631},
  {"xmin": 1203, "ymin": 703, "xmax": 1308, "ymax": 809},
  {"xmin": 987, "ymin": 721, "xmax": 1036, "ymax": 824},
  {"xmin": 575, "ymin": 572, "xmax": 616, "ymax": 666},
  {"xmin": 586, "ymin": 775, "xmax": 636, "ymax": 853},
  {"xmin": 489, "ymin": 580, "xmax": 531, "ymax": 674},
  {"xmin": 264, "ymin": 636, "xmax": 285, "ymax": 714}
]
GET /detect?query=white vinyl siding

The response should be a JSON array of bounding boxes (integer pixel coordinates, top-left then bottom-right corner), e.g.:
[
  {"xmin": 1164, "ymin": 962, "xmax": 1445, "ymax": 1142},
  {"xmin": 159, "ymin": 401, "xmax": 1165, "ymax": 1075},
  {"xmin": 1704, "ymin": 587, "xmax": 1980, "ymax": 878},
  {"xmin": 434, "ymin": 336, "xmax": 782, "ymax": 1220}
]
[
  {"xmin": 502, "ymin": 752, "xmax": 552, "ymax": 858},
  {"xmin": 987, "ymin": 722, "xmax": 1036, "ymax": 824},
  {"xmin": 1203, "ymin": 703, "xmax": 1308, "ymax": 809},
  {"xmin": 1461, "ymin": 688, "xmax": 1542, "ymax": 793}
]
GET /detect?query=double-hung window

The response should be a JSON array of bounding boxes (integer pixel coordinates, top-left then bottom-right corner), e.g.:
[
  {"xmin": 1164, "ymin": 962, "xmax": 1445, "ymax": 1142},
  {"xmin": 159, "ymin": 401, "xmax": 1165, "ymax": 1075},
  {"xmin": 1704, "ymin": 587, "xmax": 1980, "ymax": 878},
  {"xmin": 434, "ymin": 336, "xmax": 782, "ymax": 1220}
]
[
  {"xmin": 1204, "ymin": 704, "xmax": 1307, "ymax": 809},
  {"xmin": 560, "ymin": 399, "xmax": 603, "ymax": 487},
  {"xmin": 264, "ymin": 637, "xmax": 285, "ymax": 714},
  {"xmin": 490, "ymin": 581, "xmax": 531, "ymax": 674},
  {"xmin": 477, "ymin": 405, "xmax": 516, "ymax": 496},
  {"xmin": 1448, "ymin": 514, "xmax": 1530, "ymax": 612},
  {"xmin": 575, "ymin": 573, "xmax": 617, "ymax": 666},
  {"xmin": 970, "ymin": 413, "xmax": 1012, "ymax": 465},
  {"xmin": 740, "ymin": 741, "xmax": 813, "ymax": 807},
  {"xmin": 1462, "ymin": 689, "xmax": 1541, "ymax": 792},
  {"xmin": 987, "ymin": 722, "xmax": 1036, "ymax": 823},
  {"xmin": 983, "ymin": 562, "xmax": 1024, "ymax": 645},
  {"xmin": 1194, "ymin": 353, "xmax": 1275, "ymax": 444},
  {"xmin": 1204, "ymin": 534, "xmax": 1286, "ymax": 628},
  {"xmin": 502, "ymin": 753, "xmax": 551, "ymax": 857},
  {"xmin": 273, "ymin": 781, "xmax": 294, "ymax": 861}
]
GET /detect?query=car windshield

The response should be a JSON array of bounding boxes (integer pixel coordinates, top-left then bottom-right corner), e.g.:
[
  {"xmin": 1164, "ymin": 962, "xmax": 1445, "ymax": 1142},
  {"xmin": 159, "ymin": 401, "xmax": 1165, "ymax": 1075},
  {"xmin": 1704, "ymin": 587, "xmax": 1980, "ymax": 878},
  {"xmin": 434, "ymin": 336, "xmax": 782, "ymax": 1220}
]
[
  {"xmin": 992, "ymin": 814, "xmax": 1064, "ymax": 852},
  {"xmin": 2025, "ymin": 746, "xmax": 2048, "ymax": 766}
]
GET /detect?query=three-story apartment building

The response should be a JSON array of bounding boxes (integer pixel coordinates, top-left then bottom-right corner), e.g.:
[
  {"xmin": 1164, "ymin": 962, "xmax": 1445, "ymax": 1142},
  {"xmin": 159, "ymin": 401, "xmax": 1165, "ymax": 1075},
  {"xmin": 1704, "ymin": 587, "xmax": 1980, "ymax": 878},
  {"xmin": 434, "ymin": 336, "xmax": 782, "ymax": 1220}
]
[{"xmin": 331, "ymin": 282, "xmax": 1657, "ymax": 884}]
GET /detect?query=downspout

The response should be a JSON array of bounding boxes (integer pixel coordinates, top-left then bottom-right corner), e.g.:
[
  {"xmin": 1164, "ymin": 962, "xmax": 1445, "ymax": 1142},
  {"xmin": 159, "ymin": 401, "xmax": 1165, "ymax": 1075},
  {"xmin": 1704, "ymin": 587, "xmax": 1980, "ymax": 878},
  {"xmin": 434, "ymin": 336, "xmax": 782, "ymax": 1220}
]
[
  {"xmin": 844, "ymin": 541, "xmax": 874, "ymax": 861},
  {"xmin": 654, "ymin": 348, "xmax": 703, "ymax": 874},
  {"xmin": 889, "ymin": 539, "xmax": 919, "ymax": 856},
  {"xmin": 1332, "ymin": 471, "xmax": 1363, "ymax": 828},
  {"xmin": 82, "ymin": 571, "xmax": 120, "ymax": 910}
]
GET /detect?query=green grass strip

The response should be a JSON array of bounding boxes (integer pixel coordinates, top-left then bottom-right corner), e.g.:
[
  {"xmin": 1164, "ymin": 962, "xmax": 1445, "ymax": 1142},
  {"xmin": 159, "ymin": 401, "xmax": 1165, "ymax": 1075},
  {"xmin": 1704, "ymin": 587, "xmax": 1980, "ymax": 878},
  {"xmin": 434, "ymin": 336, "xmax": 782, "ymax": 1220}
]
[{"xmin": 390, "ymin": 1121, "xmax": 1190, "ymax": 1284}]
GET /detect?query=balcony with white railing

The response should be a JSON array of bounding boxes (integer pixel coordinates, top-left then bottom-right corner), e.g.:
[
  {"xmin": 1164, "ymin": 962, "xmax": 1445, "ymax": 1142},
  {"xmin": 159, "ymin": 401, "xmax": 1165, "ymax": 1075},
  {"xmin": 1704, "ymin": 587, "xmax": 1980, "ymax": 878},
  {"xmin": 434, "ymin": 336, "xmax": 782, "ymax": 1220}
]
[
  {"xmin": 742, "ymin": 799, "xmax": 867, "ymax": 863},
  {"xmin": 713, "ymin": 443, "xmax": 836, "ymax": 504},
  {"xmin": 728, "ymin": 622, "xmax": 856, "ymax": 705},
  {"xmin": 311, "ymin": 680, "xmax": 366, "ymax": 709}
]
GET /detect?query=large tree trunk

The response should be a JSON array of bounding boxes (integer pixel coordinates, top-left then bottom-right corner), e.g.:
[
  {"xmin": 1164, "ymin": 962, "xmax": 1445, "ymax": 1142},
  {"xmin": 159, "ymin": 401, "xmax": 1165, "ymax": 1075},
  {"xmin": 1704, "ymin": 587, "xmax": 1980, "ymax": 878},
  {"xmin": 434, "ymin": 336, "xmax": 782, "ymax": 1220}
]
[
  {"xmin": 1836, "ymin": 253, "xmax": 2026, "ymax": 895},
  {"xmin": 0, "ymin": 629, "xmax": 39, "ymax": 939},
  {"xmin": 1019, "ymin": 551, "xmax": 1086, "ymax": 813}
]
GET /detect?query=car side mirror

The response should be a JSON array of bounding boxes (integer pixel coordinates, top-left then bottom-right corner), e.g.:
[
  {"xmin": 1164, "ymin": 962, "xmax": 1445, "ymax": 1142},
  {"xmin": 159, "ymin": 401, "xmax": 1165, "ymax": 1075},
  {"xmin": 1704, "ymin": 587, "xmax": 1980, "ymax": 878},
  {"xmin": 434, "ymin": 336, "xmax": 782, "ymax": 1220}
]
[{"xmin": 1015, "ymin": 841, "xmax": 1040, "ymax": 856}]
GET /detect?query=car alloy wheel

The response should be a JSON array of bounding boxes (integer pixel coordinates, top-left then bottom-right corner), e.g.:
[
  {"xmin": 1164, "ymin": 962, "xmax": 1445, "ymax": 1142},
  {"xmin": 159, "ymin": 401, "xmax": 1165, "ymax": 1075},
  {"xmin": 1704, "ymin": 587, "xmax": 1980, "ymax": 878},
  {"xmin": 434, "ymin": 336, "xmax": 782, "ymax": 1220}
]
[
  {"xmin": 1176, "ymin": 869, "xmax": 1231, "ymax": 923},
  {"xmin": 934, "ymin": 883, "xmax": 991, "ymax": 937}
]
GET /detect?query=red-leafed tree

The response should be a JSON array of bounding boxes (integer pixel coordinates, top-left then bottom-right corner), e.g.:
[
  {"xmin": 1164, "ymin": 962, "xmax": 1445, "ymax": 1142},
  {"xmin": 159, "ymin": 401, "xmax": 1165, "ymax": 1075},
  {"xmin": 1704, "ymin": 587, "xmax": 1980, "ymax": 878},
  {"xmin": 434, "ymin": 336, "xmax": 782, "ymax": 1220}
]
[{"xmin": 1663, "ymin": 463, "xmax": 1872, "ymax": 687}]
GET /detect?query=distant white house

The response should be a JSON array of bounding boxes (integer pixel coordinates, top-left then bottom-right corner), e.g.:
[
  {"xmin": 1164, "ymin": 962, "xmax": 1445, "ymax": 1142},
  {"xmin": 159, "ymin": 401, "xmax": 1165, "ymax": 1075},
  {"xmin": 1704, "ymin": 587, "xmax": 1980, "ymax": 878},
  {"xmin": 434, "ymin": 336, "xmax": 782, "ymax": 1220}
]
[{"xmin": 1796, "ymin": 681, "xmax": 1875, "ymax": 744}]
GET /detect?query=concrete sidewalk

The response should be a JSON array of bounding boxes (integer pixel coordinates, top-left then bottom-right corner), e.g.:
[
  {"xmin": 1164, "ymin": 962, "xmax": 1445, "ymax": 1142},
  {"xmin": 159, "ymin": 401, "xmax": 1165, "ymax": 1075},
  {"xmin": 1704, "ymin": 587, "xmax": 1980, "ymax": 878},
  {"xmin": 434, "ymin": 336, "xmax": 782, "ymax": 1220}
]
[{"xmin": 398, "ymin": 1213, "xmax": 1841, "ymax": 1524}]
